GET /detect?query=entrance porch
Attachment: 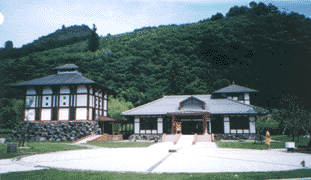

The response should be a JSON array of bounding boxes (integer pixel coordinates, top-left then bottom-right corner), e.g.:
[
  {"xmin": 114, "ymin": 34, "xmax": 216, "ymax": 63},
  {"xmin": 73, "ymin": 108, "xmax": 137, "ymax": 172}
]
[{"xmin": 167, "ymin": 113, "xmax": 210, "ymax": 135}]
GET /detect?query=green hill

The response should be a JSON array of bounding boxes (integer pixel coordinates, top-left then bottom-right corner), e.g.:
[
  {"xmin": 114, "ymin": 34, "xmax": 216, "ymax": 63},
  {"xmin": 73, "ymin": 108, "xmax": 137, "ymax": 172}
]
[
  {"xmin": 0, "ymin": 24, "xmax": 92, "ymax": 60},
  {"xmin": 1, "ymin": 1, "xmax": 311, "ymax": 112}
]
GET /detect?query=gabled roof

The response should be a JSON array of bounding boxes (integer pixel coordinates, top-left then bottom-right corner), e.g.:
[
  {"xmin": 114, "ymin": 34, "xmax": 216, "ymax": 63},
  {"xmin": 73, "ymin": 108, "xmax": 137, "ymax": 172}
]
[
  {"xmin": 122, "ymin": 95, "xmax": 268, "ymax": 116},
  {"xmin": 53, "ymin": 64, "xmax": 79, "ymax": 70},
  {"xmin": 212, "ymin": 84, "xmax": 259, "ymax": 94}
]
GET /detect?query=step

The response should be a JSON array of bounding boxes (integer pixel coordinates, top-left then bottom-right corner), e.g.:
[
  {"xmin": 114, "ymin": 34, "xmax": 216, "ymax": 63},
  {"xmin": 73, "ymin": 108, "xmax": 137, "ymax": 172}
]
[{"xmin": 176, "ymin": 135, "xmax": 194, "ymax": 146}]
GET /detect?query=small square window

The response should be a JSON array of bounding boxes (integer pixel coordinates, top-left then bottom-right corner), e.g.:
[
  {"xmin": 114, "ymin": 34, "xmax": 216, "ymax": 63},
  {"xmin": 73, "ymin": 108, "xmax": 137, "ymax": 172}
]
[
  {"xmin": 63, "ymin": 102, "xmax": 66, "ymax": 105},
  {"xmin": 46, "ymin": 103, "xmax": 48, "ymax": 106},
  {"xmin": 63, "ymin": 96, "xmax": 66, "ymax": 99},
  {"xmin": 46, "ymin": 97, "xmax": 49, "ymax": 100}
]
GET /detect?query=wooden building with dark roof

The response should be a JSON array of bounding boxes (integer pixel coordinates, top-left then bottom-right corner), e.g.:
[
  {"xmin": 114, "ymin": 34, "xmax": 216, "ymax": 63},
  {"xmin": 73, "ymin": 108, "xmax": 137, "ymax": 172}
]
[{"xmin": 11, "ymin": 64, "xmax": 116, "ymax": 123}]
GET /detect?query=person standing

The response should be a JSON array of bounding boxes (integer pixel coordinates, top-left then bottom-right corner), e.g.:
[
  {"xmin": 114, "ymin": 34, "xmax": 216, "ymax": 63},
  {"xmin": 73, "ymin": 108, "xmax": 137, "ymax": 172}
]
[{"xmin": 266, "ymin": 131, "xmax": 271, "ymax": 150}]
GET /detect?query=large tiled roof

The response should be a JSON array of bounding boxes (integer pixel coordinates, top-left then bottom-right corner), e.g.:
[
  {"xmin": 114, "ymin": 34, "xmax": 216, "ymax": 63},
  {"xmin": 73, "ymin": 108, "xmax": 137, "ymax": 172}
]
[
  {"xmin": 122, "ymin": 95, "xmax": 268, "ymax": 116},
  {"xmin": 212, "ymin": 84, "xmax": 258, "ymax": 94}
]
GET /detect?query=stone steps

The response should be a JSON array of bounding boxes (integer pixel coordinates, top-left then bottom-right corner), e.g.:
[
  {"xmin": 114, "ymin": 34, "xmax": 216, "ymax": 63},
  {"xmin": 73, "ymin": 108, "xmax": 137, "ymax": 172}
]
[{"xmin": 176, "ymin": 135, "xmax": 194, "ymax": 147}]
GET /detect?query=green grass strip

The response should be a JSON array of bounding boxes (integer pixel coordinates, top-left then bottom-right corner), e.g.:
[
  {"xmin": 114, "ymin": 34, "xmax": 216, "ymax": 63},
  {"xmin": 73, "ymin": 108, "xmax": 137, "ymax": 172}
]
[
  {"xmin": 2, "ymin": 168, "xmax": 311, "ymax": 180},
  {"xmin": 87, "ymin": 141, "xmax": 155, "ymax": 148}
]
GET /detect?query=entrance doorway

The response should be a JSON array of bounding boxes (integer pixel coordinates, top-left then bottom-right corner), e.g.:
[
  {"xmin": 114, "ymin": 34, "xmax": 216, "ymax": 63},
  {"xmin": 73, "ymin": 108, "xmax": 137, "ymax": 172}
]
[{"xmin": 181, "ymin": 120, "xmax": 203, "ymax": 134}]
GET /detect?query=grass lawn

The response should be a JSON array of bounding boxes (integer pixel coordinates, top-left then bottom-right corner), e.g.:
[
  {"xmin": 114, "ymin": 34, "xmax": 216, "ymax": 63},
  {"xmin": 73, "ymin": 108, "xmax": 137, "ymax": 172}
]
[
  {"xmin": 215, "ymin": 140, "xmax": 285, "ymax": 150},
  {"xmin": 271, "ymin": 135, "xmax": 310, "ymax": 148},
  {"xmin": 2, "ymin": 168, "xmax": 311, "ymax": 180},
  {"xmin": 87, "ymin": 141, "xmax": 156, "ymax": 148},
  {"xmin": 0, "ymin": 141, "xmax": 88, "ymax": 159}
]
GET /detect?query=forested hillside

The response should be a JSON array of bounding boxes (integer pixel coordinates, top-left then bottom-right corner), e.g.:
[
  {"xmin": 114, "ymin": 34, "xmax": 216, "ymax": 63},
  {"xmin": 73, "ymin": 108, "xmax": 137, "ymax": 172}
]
[
  {"xmin": 0, "ymin": 24, "xmax": 92, "ymax": 60},
  {"xmin": 1, "ymin": 1, "xmax": 311, "ymax": 128}
]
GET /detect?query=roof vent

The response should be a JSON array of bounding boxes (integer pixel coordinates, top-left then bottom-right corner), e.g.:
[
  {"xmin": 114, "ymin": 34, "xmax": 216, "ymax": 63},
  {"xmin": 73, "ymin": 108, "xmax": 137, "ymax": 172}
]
[{"xmin": 53, "ymin": 64, "xmax": 82, "ymax": 75}]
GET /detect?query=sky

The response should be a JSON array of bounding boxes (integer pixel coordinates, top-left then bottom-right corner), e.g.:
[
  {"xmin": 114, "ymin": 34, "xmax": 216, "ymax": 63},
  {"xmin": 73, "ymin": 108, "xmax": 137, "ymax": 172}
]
[{"xmin": 0, "ymin": 0, "xmax": 311, "ymax": 48}]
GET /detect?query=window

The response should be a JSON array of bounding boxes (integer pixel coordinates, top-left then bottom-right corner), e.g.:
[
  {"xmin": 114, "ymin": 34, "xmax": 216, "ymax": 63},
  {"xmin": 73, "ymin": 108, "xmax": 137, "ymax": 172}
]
[
  {"xmin": 63, "ymin": 102, "xmax": 66, "ymax": 105},
  {"xmin": 63, "ymin": 96, "xmax": 66, "ymax": 99},
  {"xmin": 181, "ymin": 98, "xmax": 204, "ymax": 109},
  {"xmin": 46, "ymin": 97, "xmax": 49, "ymax": 100},
  {"xmin": 230, "ymin": 116, "xmax": 249, "ymax": 129},
  {"xmin": 238, "ymin": 94, "xmax": 244, "ymax": 100},
  {"xmin": 140, "ymin": 118, "xmax": 157, "ymax": 130},
  {"xmin": 46, "ymin": 103, "xmax": 48, "ymax": 106}
]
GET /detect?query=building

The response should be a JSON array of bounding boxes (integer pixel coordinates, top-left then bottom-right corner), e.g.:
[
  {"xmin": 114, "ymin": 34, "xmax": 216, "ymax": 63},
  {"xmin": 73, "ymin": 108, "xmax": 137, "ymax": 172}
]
[
  {"xmin": 122, "ymin": 83, "xmax": 269, "ymax": 135},
  {"xmin": 11, "ymin": 64, "xmax": 116, "ymax": 124}
]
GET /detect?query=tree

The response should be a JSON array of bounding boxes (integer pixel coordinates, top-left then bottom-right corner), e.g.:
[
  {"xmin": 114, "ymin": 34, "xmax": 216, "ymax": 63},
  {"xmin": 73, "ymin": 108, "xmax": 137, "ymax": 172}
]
[
  {"xmin": 4, "ymin": 40, "xmax": 13, "ymax": 50},
  {"xmin": 62, "ymin": 25, "xmax": 66, "ymax": 30},
  {"xmin": 0, "ymin": 98, "xmax": 23, "ymax": 129},
  {"xmin": 108, "ymin": 97, "xmax": 134, "ymax": 120},
  {"xmin": 88, "ymin": 24, "xmax": 100, "ymax": 52},
  {"xmin": 167, "ymin": 56, "xmax": 186, "ymax": 95},
  {"xmin": 256, "ymin": 116, "xmax": 280, "ymax": 136},
  {"xmin": 211, "ymin": 13, "xmax": 224, "ymax": 21}
]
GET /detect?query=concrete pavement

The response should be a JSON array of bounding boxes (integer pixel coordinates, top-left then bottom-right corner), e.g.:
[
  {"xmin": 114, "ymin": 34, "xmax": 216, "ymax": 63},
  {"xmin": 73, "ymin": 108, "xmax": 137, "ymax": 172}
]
[{"xmin": 1, "ymin": 142, "xmax": 311, "ymax": 175}]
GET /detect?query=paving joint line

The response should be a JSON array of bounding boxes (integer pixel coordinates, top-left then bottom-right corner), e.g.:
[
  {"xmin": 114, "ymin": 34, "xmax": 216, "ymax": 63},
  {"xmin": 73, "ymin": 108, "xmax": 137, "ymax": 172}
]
[{"xmin": 146, "ymin": 147, "xmax": 183, "ymax": 172}]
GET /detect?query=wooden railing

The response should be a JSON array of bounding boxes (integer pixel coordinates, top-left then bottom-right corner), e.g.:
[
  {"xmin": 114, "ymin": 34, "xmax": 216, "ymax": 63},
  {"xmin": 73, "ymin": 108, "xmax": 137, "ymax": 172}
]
[
  {"xmin": 71, "ymin": 133, "xmax": 95, "ymax": 144},
  {"xmin": 211, "ymin": 133, "xmax": 215, "ymax": 142},
  {"xmin": 173, "ymin": 134, "xmax": 182, "ymax": 145},
  {"xmin": 192, "ymin": 133, "xmax": 198, "ymax": 145},
  {"xmin": 161, "ymin": 133, "xmax": 167, "ymax": 141}
]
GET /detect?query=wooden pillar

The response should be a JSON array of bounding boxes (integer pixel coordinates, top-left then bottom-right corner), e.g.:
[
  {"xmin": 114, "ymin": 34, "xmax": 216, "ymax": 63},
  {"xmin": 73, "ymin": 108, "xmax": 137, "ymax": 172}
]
[
  {"xmin": 117, "ymin": 123, "xmax": 120, "ymax": 134},
  {"xmin": 203, "ymin": 114, "xmax": 207, "ymax": 134},
  {"xmin": 171, "ymin": 115, "xmax": 176, "ymax": 134},
  {"xmin": 209, "ymin": 119, "xmax": 212, "ymax": 134},
  {"xmin": 101, "ymin": 122, "xmax": 104, "ymax": 134},
  {"xmin": 86, "ymin": 88, "xmax": 89, "ymax": 121},
  {"xmin": 112, "ymin": 122, "xmax": 115, "ymax": 134}
]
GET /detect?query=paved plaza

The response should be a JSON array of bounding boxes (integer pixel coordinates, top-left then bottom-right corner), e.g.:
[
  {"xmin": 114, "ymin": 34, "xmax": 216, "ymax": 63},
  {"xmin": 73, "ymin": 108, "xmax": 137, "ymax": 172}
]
[{"xmin": 1, "ymin": 142, "xmax": 311, "ymax": 175}]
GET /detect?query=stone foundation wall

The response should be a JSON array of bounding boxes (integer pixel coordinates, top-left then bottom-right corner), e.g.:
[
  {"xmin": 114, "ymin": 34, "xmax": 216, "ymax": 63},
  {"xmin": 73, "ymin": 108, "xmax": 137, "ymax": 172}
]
[
  {"xmin": 9, "ymin": 121, "xmax": 101, "ymax": 142},
  {"xmin": 129, "ymin": 134, "xmax": 162, "ymax": 141},
  {"xmin": 214, "ymin": 134, "xmax": 265, "ymax": 141}
]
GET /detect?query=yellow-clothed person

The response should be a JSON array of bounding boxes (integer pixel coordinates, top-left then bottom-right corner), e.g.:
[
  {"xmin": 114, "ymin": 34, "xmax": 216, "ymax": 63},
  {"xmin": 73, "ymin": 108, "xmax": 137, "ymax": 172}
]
[{"xmin": 265, "ymin": 131, "xmax": 271, "ymax": 150}]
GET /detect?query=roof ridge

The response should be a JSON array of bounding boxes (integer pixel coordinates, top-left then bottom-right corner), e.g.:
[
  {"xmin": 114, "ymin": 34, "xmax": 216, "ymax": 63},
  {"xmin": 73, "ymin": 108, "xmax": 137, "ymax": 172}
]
[{"xmin": 164, "ymin": 94, "xmax": 211, "ymax": 97}]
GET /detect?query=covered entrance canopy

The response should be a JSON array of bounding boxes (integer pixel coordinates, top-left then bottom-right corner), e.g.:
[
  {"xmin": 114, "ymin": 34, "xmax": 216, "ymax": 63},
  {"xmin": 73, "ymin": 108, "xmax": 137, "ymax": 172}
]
[{"xmin": 166, "ymin": 113, "xmax": 210, "ymax": 135}]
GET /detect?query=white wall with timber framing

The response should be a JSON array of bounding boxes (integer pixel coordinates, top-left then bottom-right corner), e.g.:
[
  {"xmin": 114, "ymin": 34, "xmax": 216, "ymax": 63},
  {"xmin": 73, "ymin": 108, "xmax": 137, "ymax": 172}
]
[
  {"xmin": 222, "ymin": 115, "xmax": 256, "ymax": 134},
  {"xmin": 24, "ymin": 84, "xmax": 109, "ymax": 122}
]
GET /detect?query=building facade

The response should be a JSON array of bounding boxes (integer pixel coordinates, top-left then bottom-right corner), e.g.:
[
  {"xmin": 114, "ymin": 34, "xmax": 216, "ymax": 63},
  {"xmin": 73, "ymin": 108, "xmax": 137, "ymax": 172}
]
[
  {"xmin": 122, "ymin": 83, "xmax": 269, "ymax": 135},
  {"xmin": 11, "ymin": 64, "xmax": 116, "ymax": 122}
]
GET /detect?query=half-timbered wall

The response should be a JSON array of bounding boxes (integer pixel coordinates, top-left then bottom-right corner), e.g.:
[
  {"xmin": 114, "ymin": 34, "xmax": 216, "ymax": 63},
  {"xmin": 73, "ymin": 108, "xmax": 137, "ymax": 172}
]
[
  {"xmin": 25, "ymin": 87, "xmax": 37, "ymax": 121},
  {"xmin": 225, "ymin": 93, "xmax": 251, "ymax": 104},
  {"xmin": 24, "ymin": 84, "xmax": 109, "ymax": 121}
]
